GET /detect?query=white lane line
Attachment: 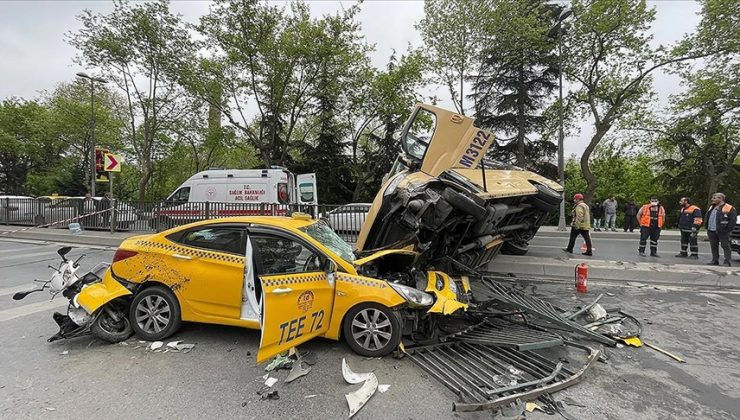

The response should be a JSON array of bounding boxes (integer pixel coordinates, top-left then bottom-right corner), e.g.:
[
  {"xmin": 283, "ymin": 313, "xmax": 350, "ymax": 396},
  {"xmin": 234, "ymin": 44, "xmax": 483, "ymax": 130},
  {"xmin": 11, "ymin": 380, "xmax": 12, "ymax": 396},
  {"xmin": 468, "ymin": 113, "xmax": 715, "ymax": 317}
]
[
  {"xmin": 0, "ymin": 284, "xmax": 37, "ymax": 297},
  {"xmin": 0, "ymin": 245, "xmax": 54, "ymax": 255},
  {"xmin": 0, "ymin": 299, "xmax": 67, "ymax": 322},
  {"xmin": 0, "ymin": 249, "xmax": 65, "ymax": 263}
]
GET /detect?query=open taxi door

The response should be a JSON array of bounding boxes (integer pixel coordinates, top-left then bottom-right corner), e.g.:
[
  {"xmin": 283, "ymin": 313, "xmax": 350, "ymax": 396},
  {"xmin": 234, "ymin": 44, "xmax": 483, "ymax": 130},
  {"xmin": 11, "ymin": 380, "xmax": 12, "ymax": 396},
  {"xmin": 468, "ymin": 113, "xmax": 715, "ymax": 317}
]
[{"xmin": 246, "ymin": 233, "xmax": 336, "ymax": 364}]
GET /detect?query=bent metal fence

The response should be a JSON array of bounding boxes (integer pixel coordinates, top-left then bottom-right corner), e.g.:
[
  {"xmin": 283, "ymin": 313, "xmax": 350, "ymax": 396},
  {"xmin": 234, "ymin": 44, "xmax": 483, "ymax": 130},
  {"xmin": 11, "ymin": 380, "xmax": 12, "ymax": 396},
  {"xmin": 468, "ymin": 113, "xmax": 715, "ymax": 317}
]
[{"xmin": 0, "ymin": 198, "xmax": 368, "ymax": 243}]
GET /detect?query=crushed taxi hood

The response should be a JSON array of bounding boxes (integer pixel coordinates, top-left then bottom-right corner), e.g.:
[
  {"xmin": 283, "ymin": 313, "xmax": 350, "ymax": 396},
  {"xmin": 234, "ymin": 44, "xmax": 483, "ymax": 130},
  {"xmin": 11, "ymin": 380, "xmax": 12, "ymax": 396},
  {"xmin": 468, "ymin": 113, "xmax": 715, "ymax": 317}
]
[{"xmin": 353, "ymin": 249, "xmax": 419, "ymax": 266}]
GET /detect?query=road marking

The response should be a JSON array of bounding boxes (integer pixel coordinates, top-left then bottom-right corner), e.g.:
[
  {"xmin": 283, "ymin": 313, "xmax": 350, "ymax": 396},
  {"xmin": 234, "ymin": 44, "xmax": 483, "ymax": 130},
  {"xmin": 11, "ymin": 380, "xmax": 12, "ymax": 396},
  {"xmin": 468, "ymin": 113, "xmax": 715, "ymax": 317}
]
[
  {"xmin": 0, "ymin": 249, "xmax": 64, "ymax": 263},
  {"xmin": 0, "ymin": 299, "xmax": 67, "ymax": 322},
  {"xmin": 0, "ymin": 284, "xmax": 38, "ymax": 297},
  {"xmin": 0, "ymin": 245, "xmax": 54, "ymax": 254}
]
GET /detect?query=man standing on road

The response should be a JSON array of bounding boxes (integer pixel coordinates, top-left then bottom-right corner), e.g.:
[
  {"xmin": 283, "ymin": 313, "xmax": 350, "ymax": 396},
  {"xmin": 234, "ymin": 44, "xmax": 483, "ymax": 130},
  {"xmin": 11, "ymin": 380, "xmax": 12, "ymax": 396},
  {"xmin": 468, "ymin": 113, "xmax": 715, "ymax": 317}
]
[
  {"xmin": 705, "ymin": 192, "xmax": 736, "ymax": 266},
  {"xmin": 675, "ymin": 197, "xmax": 702, "ymax": 259},
  {"xmin": 624, "ymin": 199, "xmax": 637, "ymax": 232},
  {"xmin": 637, "ymin": 196, "xmax": 666, "ymax": 257},
  {"xmin": 563, "ymin": 193, "xmax": 593, "ymax": 256},
  {"xmin": 603, "ymin": 196, "xmax": 618, "ymax": 231},
  {"xmin": 592, "ymin": 201, "xmax": 604, "ymax": 232}
]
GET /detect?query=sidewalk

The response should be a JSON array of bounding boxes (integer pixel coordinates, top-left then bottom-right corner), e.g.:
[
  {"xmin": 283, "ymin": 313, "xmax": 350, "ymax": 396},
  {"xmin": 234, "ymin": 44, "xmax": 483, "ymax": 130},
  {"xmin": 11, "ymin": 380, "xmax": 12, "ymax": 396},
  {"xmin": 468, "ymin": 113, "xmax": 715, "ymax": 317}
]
[
  {"xmin": 0, "ymin": 226, "xmax": 142, "ymax": 248},
  {"xmin": 538, "ymin": 225, "xmax": 685, "ymax": 239},
  {"xmin": 487, "ymin": 254, "xmax": 740, "ymax": 289}
]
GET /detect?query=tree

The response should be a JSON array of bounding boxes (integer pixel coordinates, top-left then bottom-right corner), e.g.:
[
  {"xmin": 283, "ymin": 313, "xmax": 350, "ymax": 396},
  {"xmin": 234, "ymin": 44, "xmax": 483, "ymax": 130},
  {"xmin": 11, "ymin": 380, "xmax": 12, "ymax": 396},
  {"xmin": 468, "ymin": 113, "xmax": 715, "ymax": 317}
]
[
  {"xmin": 563, "ymin": 0, "xmax": 730, "ymax": 201},
  {"xmin": 473, "ymin": 0, "xmax": 560, "ymax": 171},
  {"xmin": 417, "ymin": 0, "xmax": 491, "ymax": 115},
  {"xmin": 44, "ymin": 80, "xmax": 125, "ymax": 195},
  {"xmin": 0, "ymin": 99, "xmax": 60, "ymax": 194},
  {"xmin": 68, "ymin": 0, "xmax": 198, "ymax": 200}
]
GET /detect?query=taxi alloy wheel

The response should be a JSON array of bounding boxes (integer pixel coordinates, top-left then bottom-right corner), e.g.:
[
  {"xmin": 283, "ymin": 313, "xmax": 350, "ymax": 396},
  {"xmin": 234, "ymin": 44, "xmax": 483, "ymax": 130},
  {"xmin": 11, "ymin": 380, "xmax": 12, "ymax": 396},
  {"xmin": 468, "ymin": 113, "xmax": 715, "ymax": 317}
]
[
  {"xmin": 130, "ymin": 286, "xmax": 182, "ymax": 341},
  {"xmin": 343, "ymin": 303, "xmax": 401, "ymax": 357}
]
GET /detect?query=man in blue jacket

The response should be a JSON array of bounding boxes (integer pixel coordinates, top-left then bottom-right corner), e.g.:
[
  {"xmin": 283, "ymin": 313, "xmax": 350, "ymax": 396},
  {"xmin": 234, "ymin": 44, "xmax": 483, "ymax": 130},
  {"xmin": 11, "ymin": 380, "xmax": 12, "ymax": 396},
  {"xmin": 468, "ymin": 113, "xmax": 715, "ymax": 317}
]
[{"xmin": 705, "ymin": 192, "xmax": 737, "ymax": 266}]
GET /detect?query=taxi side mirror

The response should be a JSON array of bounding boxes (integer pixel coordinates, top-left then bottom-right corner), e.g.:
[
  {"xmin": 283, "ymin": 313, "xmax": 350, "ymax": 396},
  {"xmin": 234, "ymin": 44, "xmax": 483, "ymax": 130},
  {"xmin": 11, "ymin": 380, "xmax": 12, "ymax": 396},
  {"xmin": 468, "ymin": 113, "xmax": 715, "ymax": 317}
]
[{"xmin": 325, "ymin": 259, "xmax": 337, "ymax": 273}]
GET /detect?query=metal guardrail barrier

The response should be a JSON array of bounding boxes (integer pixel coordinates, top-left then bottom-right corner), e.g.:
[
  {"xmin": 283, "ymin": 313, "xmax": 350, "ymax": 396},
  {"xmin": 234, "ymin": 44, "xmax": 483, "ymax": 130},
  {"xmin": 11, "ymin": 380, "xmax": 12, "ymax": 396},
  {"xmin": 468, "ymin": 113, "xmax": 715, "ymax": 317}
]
[{"xmin": 0, "ymin": 198, "xmax": 368, "ymax": 243}]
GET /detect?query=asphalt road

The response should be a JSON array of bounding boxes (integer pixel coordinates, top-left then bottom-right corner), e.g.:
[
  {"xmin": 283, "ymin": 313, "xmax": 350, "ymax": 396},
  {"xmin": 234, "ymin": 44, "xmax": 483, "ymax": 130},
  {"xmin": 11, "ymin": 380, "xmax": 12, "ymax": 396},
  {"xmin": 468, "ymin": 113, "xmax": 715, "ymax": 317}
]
[
  {"xmin": 528, "ymin": 232, "xmax": 738, "ymax": 265},
  {"xmin": 0, "ymin": 239, "xmax": 739, "ymax": 419}
]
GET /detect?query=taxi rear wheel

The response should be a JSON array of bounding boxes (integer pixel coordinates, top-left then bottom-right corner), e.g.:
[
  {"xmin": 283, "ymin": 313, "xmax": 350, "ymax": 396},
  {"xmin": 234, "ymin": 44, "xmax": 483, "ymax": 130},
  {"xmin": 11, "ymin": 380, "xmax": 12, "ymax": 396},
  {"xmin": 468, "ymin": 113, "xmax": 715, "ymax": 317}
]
[
  {"xmin": 343, "ymin": 303, "xmax": 401, "ymax": 357},
  {"xmin": 130, "ymin": 286, "xmax": 182, "ymax": 341}
]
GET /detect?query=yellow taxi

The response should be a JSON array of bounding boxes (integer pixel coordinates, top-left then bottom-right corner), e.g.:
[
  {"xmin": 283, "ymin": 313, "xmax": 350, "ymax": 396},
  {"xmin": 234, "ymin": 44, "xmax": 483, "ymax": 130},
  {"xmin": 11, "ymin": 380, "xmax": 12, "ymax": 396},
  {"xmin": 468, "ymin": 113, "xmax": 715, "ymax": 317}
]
[{"xmin": 81, "ymin": 214, "xmax": 470, "ymax": 363}]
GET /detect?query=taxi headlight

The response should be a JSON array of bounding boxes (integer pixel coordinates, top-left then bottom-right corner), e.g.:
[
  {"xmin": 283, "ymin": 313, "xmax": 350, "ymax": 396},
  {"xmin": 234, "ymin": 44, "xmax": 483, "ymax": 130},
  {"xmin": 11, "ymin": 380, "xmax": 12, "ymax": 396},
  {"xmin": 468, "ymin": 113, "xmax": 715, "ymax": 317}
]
[{"xmin": 389, "ymin": 283, "xmax": 433, "ymax": 307}]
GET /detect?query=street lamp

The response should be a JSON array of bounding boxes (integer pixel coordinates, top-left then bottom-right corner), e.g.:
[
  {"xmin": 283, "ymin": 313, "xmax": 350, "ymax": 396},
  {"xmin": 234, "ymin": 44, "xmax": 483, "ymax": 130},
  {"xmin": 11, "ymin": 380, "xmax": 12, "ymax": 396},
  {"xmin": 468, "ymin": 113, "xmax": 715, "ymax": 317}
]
[
  {"xmin": 76, "ymin": 72, "xmax": 108, "ymax": 197},
  {"xmin": 548, "ymin": 8, "xmax": 573, "ymax": 231}
]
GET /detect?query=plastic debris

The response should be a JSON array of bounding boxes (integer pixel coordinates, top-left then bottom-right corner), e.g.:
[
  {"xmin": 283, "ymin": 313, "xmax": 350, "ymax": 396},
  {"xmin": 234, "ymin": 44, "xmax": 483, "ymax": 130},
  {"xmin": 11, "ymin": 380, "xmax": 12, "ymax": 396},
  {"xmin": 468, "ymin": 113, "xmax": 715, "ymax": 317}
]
[
  {"xmin": 262, "ymin": 374, "xmax": 269, "ymax": 380},
  {"xmin": 149, "ymin": 341, "xmax": 163, "ymax": 351},
  {"xmin": 525, "ymin": 402, "xmax": 543, "ymax": 413},
  {"xmin": 304, "ymin": 394, "xmax": 318, "ymax": 399},
  {"xmin": 119, "ymin": 341, "xmax": 129, "ymax": 346},
  {"xmin": 59, "ymin": 351, "xmax": 69, "ymax": 355},
  {"xmin": 176, "ymin": 343, "xmax": 195, "ymax": 353},
  {"xmin": 265, "ymin": 354, "xmax": 293, "ymax": 371},
  {"xmin": 264, "ymin": 377, "xmax": 278, "ymax": 387},
  {"xmin": 44, "ymin": 407, "xmax": 56, "ymax": 412},
  {"xmin": 166, "ymin": 340, "xmax": 182, "ymax": 349},
  {"xmin": 342, "ymin": 358, "xmax": 379, "ymax": 418},
  {"xmin": 261, "ymin": 390, "xmax": 279, "ymax": 401},
  {"xmin": 378, "ymin": 384, "xmax": 390, "ymax": 393},
  {"xmin": 622, "ymin": 336, "xmax": 643, "ymax": 347},
  {"xmin": 285, "ymin": 360, "xmax": 311, "ymax": 383}
]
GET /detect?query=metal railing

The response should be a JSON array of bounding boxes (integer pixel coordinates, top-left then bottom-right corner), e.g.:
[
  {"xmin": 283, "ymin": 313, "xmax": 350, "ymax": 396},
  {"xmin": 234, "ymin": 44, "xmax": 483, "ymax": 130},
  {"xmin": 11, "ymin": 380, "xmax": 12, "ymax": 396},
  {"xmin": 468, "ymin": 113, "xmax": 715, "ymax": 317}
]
[{"xmin": 0, "ymin": 198, "xmax": 369, "ymax": 244}]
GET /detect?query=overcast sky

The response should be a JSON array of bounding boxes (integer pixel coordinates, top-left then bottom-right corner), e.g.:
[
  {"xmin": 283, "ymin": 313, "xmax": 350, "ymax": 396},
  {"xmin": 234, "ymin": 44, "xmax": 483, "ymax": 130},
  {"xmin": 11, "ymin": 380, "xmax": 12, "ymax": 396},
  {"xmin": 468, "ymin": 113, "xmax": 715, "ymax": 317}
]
[{"xmin": 0, "ymin": 0, "xmax": 702, "ymax": 156}]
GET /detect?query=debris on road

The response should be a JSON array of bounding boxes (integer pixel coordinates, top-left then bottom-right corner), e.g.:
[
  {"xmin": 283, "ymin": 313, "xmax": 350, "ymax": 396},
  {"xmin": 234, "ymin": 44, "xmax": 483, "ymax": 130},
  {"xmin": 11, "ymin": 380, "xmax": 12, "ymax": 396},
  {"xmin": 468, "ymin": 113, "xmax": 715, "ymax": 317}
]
[
  {"xmin": 260, "ymin": 390, "xmax": 279, "ymax": 401},
  {"xmin": 265, "ymin": 354, "xmax": 293, "ymax": 371},
  {"xmin": 166, "ymin": 340, "xmax": 182, "ymax": 349},
  {"xmin": 378, "ymin": 384, "xmax": 390, "ymax": 393},
  {"xmin": 149, "ymin": 341, "xmax": 163, "ymax": 351},
  {"xmin": 304, "ymin": 394, "xmax": 318, "ymax": 399},
  {"xmin": 285, "ymin": 362, "xmax": 310, "ymax": 383},
  {"xmin": 59, "ymin": 350, "xmax": 68, "ymax": 355},
  {"xmin": 342, "ymin": 358, "xmax": 379, "ymax": 418},
  {"xmin": 264, "ymin": 377, "xmax": 278, "ymax": 388},
  {"xmin": 644, "ymin": 341, "xmax": 685, "ymax": 363}
]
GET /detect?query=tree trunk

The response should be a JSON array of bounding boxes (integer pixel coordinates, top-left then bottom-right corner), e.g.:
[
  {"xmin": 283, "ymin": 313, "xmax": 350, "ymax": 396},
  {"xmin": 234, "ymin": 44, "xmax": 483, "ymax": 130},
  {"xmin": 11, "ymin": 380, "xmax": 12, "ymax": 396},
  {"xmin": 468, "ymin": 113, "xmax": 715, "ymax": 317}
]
[
  {"xmin": 580, "ymin": 125, "xmax": 610, "ymax": 202},
  {"xmin": 137, "ymin": 160, "xmax": 152, "ymax": 201}
]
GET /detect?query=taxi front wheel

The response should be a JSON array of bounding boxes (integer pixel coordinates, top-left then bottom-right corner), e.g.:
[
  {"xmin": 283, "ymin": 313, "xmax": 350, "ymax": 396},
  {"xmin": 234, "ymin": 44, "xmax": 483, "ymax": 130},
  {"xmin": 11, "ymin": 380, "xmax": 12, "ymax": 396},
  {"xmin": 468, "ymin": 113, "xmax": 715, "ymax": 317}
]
[
  {"xmin": 343, "ymin": 303, "xmax": 401, "ymax": 357},
  {"xmin": 130, "ymin": 286, "xmax": 182, "ymax": 341}
]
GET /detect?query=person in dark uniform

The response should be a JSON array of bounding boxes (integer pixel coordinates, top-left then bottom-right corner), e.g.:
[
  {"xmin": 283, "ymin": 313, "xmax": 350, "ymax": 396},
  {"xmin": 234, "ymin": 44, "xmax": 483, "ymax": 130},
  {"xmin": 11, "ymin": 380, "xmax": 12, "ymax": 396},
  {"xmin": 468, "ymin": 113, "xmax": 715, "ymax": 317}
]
[
  {"xmin": 705, "ymin": 192, "xmax": 737, "ymax": 266},
  {"xmin": 623, "ymin": 199, "xmax": 637, "ymax": 232},
  {"xmin": 636, "ymin": 196, "xmax": 666, "ymax": 257},
  {"xmin": 675, "ymin": 197, "xmax": 702, "ymax": 259}
]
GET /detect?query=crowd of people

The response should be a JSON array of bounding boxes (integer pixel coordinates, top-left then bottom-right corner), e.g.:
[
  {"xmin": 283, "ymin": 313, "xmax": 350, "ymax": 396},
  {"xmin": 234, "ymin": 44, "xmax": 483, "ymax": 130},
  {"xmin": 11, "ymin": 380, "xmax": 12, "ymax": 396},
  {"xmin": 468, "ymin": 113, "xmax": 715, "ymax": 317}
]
[{"xmin": 562, "ymin": 193, "xmax": 737, "ymax": 267}]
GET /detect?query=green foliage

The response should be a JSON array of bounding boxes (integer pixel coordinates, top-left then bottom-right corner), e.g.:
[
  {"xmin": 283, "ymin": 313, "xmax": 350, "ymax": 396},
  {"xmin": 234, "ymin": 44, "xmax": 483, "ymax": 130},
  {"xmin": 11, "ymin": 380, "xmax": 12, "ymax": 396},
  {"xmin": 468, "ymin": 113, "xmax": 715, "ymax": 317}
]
[{"xmin": 473, "ymin": 0, "xmax": 561, "ymax": 175}]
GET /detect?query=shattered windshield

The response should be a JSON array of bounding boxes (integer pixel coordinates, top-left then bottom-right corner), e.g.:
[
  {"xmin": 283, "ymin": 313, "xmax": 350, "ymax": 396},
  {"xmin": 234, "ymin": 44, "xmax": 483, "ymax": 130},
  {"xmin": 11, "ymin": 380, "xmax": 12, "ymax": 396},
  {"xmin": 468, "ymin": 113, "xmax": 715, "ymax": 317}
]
[{"xmin": 301, "ymin": 221, "xmax": 355, "ymax": 263}]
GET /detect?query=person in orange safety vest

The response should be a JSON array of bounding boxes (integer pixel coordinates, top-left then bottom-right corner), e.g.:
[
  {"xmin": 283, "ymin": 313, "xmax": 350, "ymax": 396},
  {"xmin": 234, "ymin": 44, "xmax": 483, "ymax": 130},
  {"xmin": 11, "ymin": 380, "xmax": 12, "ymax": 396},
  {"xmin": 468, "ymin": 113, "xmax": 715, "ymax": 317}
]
[
  {"xmin": 675, "ymin": 197, "xmax": 703, "ymax": 259},
  {"xmin": 636, "ymin": 196, "xmax": 666, "ymax": 257}
]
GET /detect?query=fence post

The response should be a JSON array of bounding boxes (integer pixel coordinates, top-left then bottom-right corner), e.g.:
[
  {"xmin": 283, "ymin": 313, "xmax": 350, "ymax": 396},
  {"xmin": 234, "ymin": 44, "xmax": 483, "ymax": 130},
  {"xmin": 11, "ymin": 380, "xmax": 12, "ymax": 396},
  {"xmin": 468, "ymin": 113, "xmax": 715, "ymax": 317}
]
[
  {"xmin": 154, "ymin": 202, "xmax": 161, "ymax": 232},
  {"xmin": 205, "ymin": 201, "xmax": 210, "ymax": 220},
  {"xmin": 4, "ymin": 198, "xmax": 8, "ymax": 225},
  {"xmin": 110, "ymin": 199, "xmax": 117, "ymax": 234}
]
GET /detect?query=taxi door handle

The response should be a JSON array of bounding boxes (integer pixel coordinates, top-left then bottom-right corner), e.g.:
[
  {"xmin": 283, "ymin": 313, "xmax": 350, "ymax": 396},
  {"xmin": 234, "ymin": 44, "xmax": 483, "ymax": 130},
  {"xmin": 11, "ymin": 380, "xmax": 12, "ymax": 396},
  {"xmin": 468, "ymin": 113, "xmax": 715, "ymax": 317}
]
[
  {"xmin": 172, "ymin": 254, "xmax": 192, "ymax": 260},
  {"xmin": 272, "ymin": 287, "xmax": 293, "ymax": 295}
]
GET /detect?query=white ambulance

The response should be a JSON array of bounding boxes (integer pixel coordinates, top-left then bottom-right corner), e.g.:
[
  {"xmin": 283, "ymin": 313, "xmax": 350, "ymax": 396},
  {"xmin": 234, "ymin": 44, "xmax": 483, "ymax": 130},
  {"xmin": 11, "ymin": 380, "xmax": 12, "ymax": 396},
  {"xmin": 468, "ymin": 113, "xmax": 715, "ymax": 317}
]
[{"xmin": 152, "ymin": 168, "xmax": 317, "ymax": 230}]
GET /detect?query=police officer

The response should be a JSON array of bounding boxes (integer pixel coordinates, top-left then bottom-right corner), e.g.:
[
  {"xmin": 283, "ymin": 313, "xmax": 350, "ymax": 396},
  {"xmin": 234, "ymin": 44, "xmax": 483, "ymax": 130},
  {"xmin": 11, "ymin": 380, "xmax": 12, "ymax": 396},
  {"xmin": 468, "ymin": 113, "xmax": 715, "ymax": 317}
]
[
  {"xmin": 706, "ymin": 192, "xmax": 737, "ymax": 266},
  {"xmin": 675, "ymin": 197, "xmax": 702, "ymax": 259},
  {"xmin": 637, "ymin": 196, "xmax": 666, "ymax": 257}
]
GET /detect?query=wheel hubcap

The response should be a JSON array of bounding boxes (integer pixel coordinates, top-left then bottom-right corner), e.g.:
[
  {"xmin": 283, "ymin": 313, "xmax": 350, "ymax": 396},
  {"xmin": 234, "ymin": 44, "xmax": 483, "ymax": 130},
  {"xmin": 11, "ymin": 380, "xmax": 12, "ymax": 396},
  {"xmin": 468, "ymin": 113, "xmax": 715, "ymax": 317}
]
[
  {"xmin": 351, "ymin": 308, "xmax": 392, "ymax": 351},
  {"xmin": 135, "ymin": 295, "xmax": 171, "ymax": 334}
]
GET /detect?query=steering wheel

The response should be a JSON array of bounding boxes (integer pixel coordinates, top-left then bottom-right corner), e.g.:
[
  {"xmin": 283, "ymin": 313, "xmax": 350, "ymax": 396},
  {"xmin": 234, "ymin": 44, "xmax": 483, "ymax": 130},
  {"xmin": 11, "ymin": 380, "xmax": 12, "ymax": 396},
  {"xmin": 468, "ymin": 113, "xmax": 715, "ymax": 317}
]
[{"xmin": 303, "ymin": 254, "xmax": 320, "ymax": 272}]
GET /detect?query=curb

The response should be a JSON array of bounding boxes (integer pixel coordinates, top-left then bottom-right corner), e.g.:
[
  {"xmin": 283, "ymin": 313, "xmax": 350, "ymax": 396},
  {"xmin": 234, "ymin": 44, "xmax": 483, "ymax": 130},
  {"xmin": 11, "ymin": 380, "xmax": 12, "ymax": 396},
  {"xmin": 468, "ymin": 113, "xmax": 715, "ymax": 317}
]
[
  {"xmin": 0, "ymin": 228, "xmax": 139, "ymax": 248},
  {"xmin": 488, "ymin": 255, "xmax": 740, "ymax": 289}
]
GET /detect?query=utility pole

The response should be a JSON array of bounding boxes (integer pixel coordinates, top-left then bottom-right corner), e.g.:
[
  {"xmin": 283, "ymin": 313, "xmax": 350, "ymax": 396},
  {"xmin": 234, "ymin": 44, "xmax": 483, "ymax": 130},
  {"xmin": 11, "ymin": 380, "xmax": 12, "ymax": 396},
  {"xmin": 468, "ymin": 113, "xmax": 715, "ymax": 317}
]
[
  {"xmin": 76, "ymin": 72, "xmax": 108, "ymax": 197},
  {"xmin": 548, "ymin": 9, "xmax": 573, "ymax": 231}
]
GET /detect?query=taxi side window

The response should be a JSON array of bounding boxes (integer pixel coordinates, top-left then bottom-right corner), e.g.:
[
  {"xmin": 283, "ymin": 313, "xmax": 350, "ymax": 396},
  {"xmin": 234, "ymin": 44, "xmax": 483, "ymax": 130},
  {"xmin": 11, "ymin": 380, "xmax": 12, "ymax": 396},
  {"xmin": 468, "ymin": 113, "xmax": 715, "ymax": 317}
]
[
  {"xmin": 251, "ymin": 235, "xmax": 321, "ymax": 275},
  {"xmin": 178, "ymin": 227, "xmax": 244, "ymax": 254}
]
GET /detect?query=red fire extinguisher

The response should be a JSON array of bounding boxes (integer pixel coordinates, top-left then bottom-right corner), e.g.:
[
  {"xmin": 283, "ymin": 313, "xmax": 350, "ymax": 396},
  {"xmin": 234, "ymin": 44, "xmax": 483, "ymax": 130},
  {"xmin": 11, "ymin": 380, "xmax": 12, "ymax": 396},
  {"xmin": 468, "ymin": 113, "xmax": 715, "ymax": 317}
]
[{"xmin": 575, "ymin": 263, "xmax": 588, "ymax": 293}]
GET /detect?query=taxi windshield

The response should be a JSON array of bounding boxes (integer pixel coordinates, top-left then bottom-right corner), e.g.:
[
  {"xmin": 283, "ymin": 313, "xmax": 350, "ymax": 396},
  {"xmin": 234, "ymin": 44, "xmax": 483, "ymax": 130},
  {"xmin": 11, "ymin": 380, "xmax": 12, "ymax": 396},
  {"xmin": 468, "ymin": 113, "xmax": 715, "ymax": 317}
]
[{"xmin": 301, "ymin": 221, "xmax": 355, "ymax": 263}]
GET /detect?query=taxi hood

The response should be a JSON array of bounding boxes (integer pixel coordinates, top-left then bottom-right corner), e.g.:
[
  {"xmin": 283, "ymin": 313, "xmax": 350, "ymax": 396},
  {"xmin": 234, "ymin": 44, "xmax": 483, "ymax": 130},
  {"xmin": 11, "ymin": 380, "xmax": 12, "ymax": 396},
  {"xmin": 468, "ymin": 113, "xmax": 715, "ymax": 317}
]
[{"xmin": 353, "ymin": 249, "xmax": 419, "ymax": 267}]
